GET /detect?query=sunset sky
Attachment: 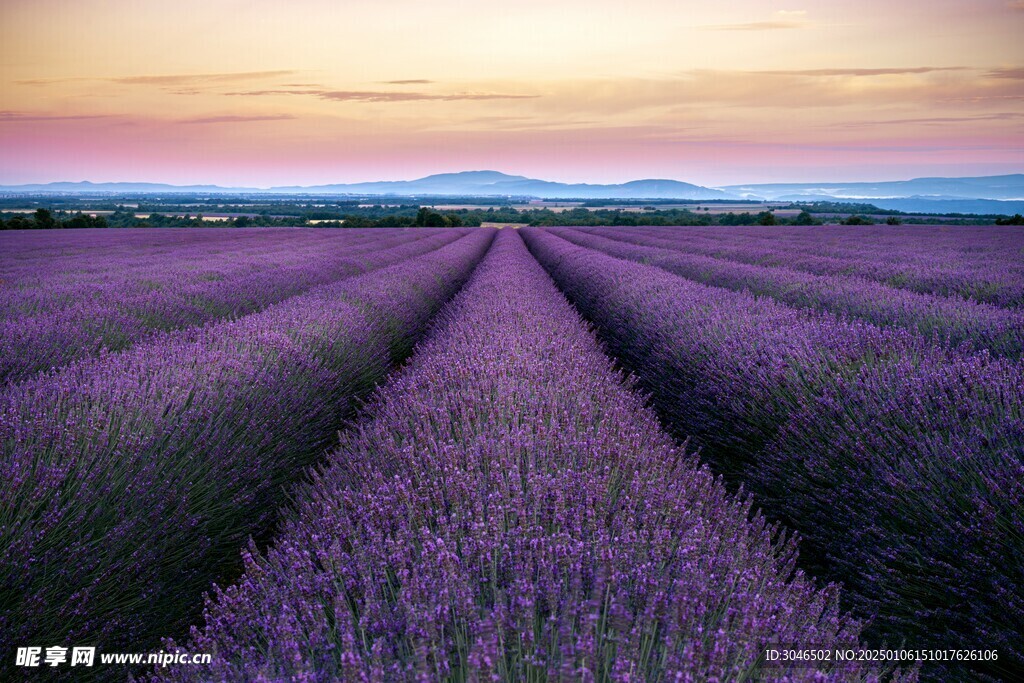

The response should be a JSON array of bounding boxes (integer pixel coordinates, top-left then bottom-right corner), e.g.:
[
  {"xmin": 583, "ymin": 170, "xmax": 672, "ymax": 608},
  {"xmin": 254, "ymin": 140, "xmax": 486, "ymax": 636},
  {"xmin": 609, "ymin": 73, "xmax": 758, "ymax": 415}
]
[{"xmin": 1, "ymin": 0, "xmax": 1022, "ymax": 186}]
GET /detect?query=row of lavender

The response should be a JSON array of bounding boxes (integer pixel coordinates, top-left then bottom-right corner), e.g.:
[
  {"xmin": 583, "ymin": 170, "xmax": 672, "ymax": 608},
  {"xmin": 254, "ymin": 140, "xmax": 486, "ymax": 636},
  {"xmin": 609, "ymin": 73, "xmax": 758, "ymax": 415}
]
[
  {"xmin": 522, "ymin": 227, "xmax": 1023, "ymax": 680},
  {"xmin": 0, "ymin": 229, "xmax": 382, "ymax": 318},
  {"xmin": 602, "ymin": 224, "xmax": 1024, "ymax": 308},
  {"xmin": 0, "ymin": 226, "xmax": 361, "ymax": 281},
  {"xmin": 0, "ymin": 229, "xmax": 494, "ymax": 670},
  {"xmin": 153, "ymin": 230, "xmax": 899, "ymax": 682},
  {"xmin": 0, "ymin": 227, "xmax": 292, "ymax": 272},
  {"xmin": 0, "ymin": 228, "xmax": 459, "ymax": 384},
  {"xmin": 559, "ymin": 227, "xmax": 1024, "ymax": 358}
]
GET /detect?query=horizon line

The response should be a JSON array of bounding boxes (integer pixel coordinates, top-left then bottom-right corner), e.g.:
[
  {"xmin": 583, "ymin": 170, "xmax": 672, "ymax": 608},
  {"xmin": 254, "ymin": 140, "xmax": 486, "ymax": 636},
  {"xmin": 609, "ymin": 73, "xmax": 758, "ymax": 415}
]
[{"xmin": 3, "ymin": 169, "xmax": 1024, "ymax": 191}]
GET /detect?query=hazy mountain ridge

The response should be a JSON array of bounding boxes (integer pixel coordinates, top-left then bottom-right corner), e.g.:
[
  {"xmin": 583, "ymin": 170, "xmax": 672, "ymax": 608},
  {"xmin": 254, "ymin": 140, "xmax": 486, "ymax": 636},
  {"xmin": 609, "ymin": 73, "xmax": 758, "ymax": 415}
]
[
  {"xmin": 0, "ymin": 171, "xmax": 734, "ymax": 200},
  {"xmin": 724, "ymin": 174, "xmax": 1024, "ymax": 201},
  {"xmin": 2, "ymin": 172, "xmax": 1023, "ymax": 214}
]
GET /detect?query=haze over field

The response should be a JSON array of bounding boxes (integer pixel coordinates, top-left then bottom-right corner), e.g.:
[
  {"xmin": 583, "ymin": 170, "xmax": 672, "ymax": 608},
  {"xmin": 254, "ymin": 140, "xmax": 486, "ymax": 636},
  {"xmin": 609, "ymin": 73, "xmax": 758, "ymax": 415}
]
[{"xmin": 1, "ymin": 0, "xmax": 1022, "ymax": 187}]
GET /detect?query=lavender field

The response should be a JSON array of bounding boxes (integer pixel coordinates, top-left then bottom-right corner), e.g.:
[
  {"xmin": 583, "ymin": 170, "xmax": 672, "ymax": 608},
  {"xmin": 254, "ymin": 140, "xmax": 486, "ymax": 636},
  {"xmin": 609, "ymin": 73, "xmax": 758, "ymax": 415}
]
[{"xmin": 1, "ymin": 225, "xmax": 1021, "ymax": 681}]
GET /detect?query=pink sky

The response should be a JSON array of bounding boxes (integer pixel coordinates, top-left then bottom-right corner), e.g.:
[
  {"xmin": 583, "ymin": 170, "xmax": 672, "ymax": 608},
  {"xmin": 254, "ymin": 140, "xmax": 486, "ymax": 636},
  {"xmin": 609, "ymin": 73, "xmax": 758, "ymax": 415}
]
[{"xmin": 1, "ymin": 0, "xmax": 1022, "ymax": 186}]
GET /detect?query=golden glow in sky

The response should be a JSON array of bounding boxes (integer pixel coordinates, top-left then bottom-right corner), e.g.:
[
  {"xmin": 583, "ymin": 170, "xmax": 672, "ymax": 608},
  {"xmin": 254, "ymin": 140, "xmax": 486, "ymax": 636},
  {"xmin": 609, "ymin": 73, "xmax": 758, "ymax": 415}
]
[{"xmin": 1, "ymin": 0, "xmax": 1022, "ymax": 185}]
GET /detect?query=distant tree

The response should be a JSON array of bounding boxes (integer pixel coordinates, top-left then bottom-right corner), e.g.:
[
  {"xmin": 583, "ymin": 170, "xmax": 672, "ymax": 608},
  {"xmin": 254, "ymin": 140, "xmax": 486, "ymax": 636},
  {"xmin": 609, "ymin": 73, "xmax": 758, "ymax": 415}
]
[
  {"xmin": 757, "ymin": 211, "xmax": 777, "ymax": 226},
  {"xmin": 843, "ymin": 215, "xmax": 872, "ymax": 225},
  {"xmin": 995, "ymin": 213, "xmax": 1024, "ymax": 225},
  {"xmin": 886, "ymin": 216, "xmax": 902, "ymax": 225},
  {"xmin": 415, "ymin": 207, "xmax": 448, "ymax": 227},
  {"xmin": 424, "ymin": 212, "xmax": 447, "ymax": 227},
  {"xmin": 63, "ymin": 213, "xmax": 92, "ymax": 230},
  {"xmin": 233, "ymin": 215, "xmax": 252, "ymax": 227},
  {"xmin": 34, "ymin": 208, "xmax": 56, "ymax": 229},
  {"xmin": 792, "ymin": 210, "xmax": 815, "ymax": 225},
  {"xmin": 445, "ymin": 213, "xmax": 463, "ymax": 227}
]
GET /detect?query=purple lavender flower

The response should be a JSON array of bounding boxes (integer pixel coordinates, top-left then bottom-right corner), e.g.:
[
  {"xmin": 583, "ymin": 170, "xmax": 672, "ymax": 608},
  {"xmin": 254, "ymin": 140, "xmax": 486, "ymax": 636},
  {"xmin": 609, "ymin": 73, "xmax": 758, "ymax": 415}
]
[
  {"xmin": 0, "ymin": 227, "xmax": 465, "ymax": 384},
  {"xmin": 522, "ymin": 226, "xmax": 1022, "ymax": 680},
  {"xmin": 152, "ymin": 231, "xmax": 904, "ymax": 682},
  {"xmin": 0, "ymin": 229, "xmax": 493, "ymax": 665}
]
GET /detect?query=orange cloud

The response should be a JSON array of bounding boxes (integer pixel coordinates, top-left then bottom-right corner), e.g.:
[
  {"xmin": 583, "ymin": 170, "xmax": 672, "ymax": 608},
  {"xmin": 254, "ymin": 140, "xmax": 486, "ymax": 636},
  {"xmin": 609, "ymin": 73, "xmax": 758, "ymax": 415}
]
[
  {"xmin": 112, "ymin": 71, "xmax": 297, "ymax": 86},
  {"xmin": 176, "ymin": 114, "xmax": 297, "ymax": 124},
  {"xmin": 758, "ymin": 67, "xmax": 969, "ymax": 76},
  {"xmin": 17, "ymin": 71, "xmax": 297, "ymax": 88},
  {"xmin": 986, "ymin": 67, "xmax": 1024, "ymax": 79},
  {"xmin": 224, "ymin": 89, "xmax": 538, "ymax": 102},
  {"xmin": 0, "ymin": 110, "xmax": 112, "ymax": 122}
]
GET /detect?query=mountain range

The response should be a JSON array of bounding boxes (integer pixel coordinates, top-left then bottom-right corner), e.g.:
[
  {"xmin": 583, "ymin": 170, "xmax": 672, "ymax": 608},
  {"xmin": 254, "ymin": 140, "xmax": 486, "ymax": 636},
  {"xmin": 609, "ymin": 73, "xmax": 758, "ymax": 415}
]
[
  {"xmin": 723, "ymin": 174, "xmax": 1024, "ymax": 201},
  {"xmin": 2, "ymin": 171, "xmax": 1023, "ymax": 214},
  {"xmin": 0, "ymin": 171, "xmax": 730, "ymax": 200}
]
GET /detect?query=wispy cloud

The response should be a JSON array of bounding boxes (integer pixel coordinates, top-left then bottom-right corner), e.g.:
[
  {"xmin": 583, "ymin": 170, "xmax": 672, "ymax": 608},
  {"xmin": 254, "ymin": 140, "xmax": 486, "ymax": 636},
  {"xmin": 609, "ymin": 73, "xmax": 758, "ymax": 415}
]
[
  {"xmin": 509, "ymin": 67, "xmax": 1024, "ymax": 116},
  {"xmin": 986, "ymin": 67, "xmax": 1024, "ymax": 79},
  {"xmin": 703, "ymin": 10, "xmax": 809, "ymax": 31},
  {"xmin": 382, "ymin": 79, "xmax": 434, "ymax": 85},
  {"xmin": 319, "ymin": 90, "xmax": 537, "ymax": 102},
  {"xmin": 838, "ymin": 113, "xmax": 1024, "ymax": 127},
  {"xmin": 176, "ymin": 114, "xmax": 296, "ymax": 124},
  {"xmin": 225, "ymin": 89, "xmax": 537, "ymax": 102},
  {"xmin": 17, "ymin": 71, "xmax": 296, "ymax": 88},
  {"xmin": 110, "ymin": 70, "xmax": 296, "ymax": 86},
  {"xmin": 0, "ymin": 110, "xmax": 111, "ymax": 122},
  {"xmin": 1008, "ymin": 1, "xmax": 1024, "ymax": 10},
  {"xmin": 223, "ymin": 89, "xmax": 318, "ymax": 97},
  {"xmin": 758, "ymin": 67, "xmax": 970, "ymax": 77}
]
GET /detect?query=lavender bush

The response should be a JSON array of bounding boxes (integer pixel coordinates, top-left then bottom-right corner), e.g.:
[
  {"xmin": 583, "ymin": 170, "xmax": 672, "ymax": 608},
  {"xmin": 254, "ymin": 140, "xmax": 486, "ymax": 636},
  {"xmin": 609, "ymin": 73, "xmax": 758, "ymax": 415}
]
[
  {"xmin": 0, "ymin": 227, "xmax": 461, "ymax": 384},
  {"xmin": 555, "ymin": 227, "xmax": 1024, "ymax": 358},
  {"xmin": 597, "ymin": 224, "xmax": 1024, "ymax": 307},
  {"xmin": 152, "ymin": 231, "xmax": 907, "ymax": 682},
  {"xmin": 0, "ymin": 229, "xmax": 493, "ymax": 666},
  {"xmin": 522, "ymin": 227, "xmax": 1023, "ymax": 680}
]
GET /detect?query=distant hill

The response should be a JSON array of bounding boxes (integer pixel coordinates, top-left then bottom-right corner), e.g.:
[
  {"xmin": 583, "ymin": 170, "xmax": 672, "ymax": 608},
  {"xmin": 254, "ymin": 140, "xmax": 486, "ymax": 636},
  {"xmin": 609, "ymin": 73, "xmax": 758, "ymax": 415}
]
[
  {"xmin": 0, "ymin": 171, "xmax": 734, "ymax": 200},
  {"xmin": 0, "ymin": 180, "xmax": 260, "ymax": 193},
  {"xmin": 724, "ymin": 174, "xmax": 1024, "ymax": 202},
  {"xmin": 841, "ymin": 197, "xmax": 1024, "ymax": 216},
  {"xmin": 3, "ymin": 172, "xmax": 1024, "ymax": 213}
]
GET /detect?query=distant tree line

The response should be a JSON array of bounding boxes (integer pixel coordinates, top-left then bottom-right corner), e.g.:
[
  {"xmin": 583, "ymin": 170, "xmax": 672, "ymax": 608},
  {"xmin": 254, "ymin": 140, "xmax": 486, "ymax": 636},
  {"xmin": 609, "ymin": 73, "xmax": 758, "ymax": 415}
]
[
  {"xmin": 4, "ymin": 205, "xmax": 1020, "ymax": 231},
  {"xmin": 0, "ymin": 206, "xmax": 480, "ymax": 230},
  {"xmin": 522, "ymin": 207, "xmax": 825, "ymax": 227},
  {"xmin": 0, "ymin": 206, "xmax": 884, "ymax": 230},
  {"xmin": 0, "ymin": 209, "xmax": 109, "ymax": 230}
]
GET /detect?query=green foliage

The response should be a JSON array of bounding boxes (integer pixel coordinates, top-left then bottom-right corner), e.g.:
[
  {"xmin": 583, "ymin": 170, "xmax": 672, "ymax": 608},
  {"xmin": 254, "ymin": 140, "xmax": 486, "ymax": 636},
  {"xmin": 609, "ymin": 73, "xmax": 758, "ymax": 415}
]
[
  {"xmin": 0, "ymin": 211, "xmax": 108, "ymax": 230},
  {"xmin": 34, "ymin": 208, "xmax": 56, "ymax": 229},
  {"xmin": 3, "ymin": 195, "xmax": 1012, "ymax": 230},
  {"xmin": 792, "ymin": 211, "xmax": 817, "ymax": 225}
]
